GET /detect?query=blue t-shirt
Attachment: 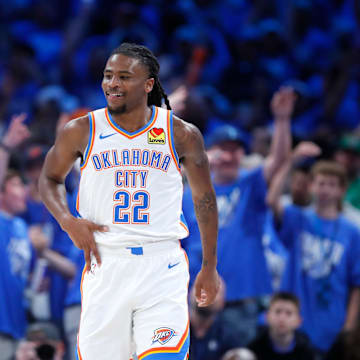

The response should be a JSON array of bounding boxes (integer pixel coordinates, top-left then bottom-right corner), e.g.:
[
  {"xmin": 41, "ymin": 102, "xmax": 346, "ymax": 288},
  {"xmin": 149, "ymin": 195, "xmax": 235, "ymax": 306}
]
[
  {"xmin": 279, "ymin": 205, "xmax": 360, "ymax": 351},
  {"xmin": 182, "ymin": 166, "xmax": 272, "ymax": 301},
  {"xmin": 0, "ymin": 212, "xmax": 32, "ymax": 338}
]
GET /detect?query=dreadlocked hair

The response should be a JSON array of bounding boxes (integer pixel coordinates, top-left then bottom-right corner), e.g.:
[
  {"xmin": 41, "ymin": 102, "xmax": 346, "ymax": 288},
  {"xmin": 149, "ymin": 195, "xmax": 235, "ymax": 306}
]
[{"xmin": 111, "ymin": 43, "xmax": 171, "ymax": 110}]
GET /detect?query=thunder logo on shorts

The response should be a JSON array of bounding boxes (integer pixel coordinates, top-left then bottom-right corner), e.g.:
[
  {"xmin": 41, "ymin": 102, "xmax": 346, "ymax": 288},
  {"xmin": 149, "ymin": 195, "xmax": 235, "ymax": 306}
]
[{"xmin": 152, "ymin": 327, "xmax": 177, "ymax": 345}]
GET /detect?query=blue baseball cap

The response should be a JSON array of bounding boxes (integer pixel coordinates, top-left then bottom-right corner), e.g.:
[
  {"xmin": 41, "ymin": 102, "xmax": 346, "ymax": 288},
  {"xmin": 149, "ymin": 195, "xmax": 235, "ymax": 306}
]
[{"xmin": 206, "ymin": 125, "xmax": 249, "ymax": 150}]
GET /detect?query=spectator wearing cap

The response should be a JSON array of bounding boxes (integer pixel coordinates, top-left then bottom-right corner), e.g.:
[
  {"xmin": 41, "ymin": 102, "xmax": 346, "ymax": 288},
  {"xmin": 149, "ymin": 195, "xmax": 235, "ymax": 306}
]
[
  {"xmin": 15, "ymin": 321, "xmax": 64, "ymax": 360},
  {"xmin": 182, "ymin": 87, "xmax": 296, "ymax": 346}
]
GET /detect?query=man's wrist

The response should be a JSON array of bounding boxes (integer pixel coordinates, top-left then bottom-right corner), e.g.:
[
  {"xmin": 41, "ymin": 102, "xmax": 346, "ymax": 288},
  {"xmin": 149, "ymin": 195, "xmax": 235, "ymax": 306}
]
[
  {"xmin": 201, "ymin": 259, "xmax": 217, "ymax": 269},
  {"xmin": 59, "ymin": 214, "xmax": 76, "ymax": 232}
]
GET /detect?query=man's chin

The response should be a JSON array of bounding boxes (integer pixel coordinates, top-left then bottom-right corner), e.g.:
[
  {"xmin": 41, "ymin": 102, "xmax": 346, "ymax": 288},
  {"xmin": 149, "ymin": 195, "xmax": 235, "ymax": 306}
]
[{"xmin": 108, "ymin": 104, "xmax": 127, "ymax": 115}]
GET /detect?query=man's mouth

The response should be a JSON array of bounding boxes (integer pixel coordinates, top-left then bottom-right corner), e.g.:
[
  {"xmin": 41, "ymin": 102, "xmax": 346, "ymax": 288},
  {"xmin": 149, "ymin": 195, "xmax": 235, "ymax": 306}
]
[{"xmin": 106, "ymin": 91, "xmax": 125, "ymax": 98}]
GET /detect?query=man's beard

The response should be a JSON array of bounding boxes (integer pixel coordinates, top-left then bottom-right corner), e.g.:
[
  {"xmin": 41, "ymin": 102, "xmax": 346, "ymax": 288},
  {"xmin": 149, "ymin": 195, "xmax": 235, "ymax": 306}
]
[{"xmin": 108, "ymin": 104, "xmax": 127, "ymax": 115}]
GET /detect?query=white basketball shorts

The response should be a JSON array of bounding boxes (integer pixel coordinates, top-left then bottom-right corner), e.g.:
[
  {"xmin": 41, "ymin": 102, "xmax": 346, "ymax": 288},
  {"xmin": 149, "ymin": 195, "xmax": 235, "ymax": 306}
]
[{"xmin": 77, "ymin": 240, "xmax": 190, "ymax": 360}]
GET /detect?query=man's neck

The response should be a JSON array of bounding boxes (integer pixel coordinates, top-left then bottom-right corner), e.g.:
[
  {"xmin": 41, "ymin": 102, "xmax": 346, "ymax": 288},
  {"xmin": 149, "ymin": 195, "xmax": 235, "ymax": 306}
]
[
  {"xmin": 315, "ymin": 203, "xmax": 339, "ymax": 219},
  {"xmin": 269, "ymin": 329, "xmax": 295, "ymax": 352},
  {"xmin": 109, "ymin": 103, "xmax": 152, "ymax": 134}
]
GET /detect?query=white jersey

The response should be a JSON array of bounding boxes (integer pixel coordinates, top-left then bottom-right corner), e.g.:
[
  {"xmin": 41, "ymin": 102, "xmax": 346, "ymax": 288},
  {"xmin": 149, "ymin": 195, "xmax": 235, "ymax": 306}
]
[{"xmin": 76, "ymin": 106, "xmax": 189, "ymax": 246}]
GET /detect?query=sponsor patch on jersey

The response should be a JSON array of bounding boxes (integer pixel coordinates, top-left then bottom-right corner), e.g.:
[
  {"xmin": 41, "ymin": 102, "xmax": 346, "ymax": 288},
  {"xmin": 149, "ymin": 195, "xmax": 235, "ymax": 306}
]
[
  {"xmin": 151, "ymin": 327, "xmax": 176, "ymax": 345},
  {"xmin": 148, "ymin": 128, "xmax": 166, "ymax": 144}
]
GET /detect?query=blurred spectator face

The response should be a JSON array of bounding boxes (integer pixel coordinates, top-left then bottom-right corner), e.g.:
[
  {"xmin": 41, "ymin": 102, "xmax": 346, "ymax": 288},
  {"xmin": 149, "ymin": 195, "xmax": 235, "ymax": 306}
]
[
  {"xmin": 266, "ymin": 299, "xmax": 301, "ymax": 337},
  {"xmin": 209, "ymin": 141, "xmax": 244, "ymax": 184},
  {"xmin": 25, "ymin": 145, "xmax": 48, "ymax": 184},
  {"xmin": 334, "ymin": 150, "xmax": 360, "ymax": 179},
  {"xmin": 102, "ymin": 54, "xmax": 153, "ymax": 115},
  {"xmin": 0, "ymin": 175, "xmax": 26, "ymax": 215},
  {"xmin": 290, "ymin": 169, "xmax": 311, "ymax": 206},
  {"xmin": 251, "ymin": 127, "xmax": 271, "ymax": 157},
  {"xmin": 311, "ymin": 174, "xmax": 344, "ymax": 207}
]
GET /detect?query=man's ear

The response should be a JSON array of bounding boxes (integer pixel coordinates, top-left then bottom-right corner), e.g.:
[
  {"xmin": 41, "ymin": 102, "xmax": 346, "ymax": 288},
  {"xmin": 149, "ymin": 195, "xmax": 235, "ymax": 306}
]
[{"xmin": 145, "ymin": 78, "xmax": 155, "ymax": 93}]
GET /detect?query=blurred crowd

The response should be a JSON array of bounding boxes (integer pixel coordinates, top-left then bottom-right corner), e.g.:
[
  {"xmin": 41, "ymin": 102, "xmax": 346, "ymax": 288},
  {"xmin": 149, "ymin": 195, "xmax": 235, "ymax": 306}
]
[{"xmin": 0, "ymin": 0, "xmax": 360, "ymax": 359}]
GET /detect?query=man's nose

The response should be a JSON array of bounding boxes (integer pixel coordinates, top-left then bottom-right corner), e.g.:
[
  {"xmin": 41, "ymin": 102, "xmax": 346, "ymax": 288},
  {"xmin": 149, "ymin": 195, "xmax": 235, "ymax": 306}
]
[{"xmin": 108, "ymin": 76, "xmax": 121, "ymax": 88}]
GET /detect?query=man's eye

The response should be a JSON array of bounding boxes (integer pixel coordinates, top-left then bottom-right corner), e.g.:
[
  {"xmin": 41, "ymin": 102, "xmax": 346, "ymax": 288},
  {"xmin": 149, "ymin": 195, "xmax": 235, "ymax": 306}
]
[{"xmin": 120, "ymin": 76, "xmax": 130, "ymax": 80}]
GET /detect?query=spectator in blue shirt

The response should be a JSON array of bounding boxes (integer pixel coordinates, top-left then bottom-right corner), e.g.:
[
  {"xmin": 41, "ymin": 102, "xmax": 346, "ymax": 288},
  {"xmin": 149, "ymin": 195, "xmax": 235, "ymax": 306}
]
[
  {"xmin": 183, "ymin": 87, "xmax": 296, "ymax": 345},
  {"xmin": 0, "ymin": 170, "xmax": 32, "ymax": 360},
  {"xmin": 267, "ymin": 142, "xmax": 360, "ymax": 353}
]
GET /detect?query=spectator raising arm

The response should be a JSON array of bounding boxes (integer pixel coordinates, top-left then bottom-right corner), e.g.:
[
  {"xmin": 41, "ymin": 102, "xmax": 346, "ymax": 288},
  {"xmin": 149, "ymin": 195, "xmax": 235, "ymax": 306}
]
[
  {"xmin": 0, "ymin": 113, "xmax": 30, "ymax": 186},
  {"xmin": 263, "ymin": 86, "xmax": 297, "ymax": 183},
  {"xmin": 266, "ymin": 141, "xmax": 322, "ymax": 221}
]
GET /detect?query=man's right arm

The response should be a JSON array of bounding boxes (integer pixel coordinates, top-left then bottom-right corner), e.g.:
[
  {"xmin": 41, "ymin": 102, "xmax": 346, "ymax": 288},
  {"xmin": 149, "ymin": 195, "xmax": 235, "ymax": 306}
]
[
  {"xmin": 39, "ymin": 116, "xmax": 106, "ymax": 270},
  {"xmin": 39, "ymin": 117, "xmax": 87, "ymax": 228}
]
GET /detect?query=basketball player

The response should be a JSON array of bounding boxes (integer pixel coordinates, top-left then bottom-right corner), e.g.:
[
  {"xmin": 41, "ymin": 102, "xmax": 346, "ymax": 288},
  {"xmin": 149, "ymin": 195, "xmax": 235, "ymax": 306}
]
[{"xmin": 39, "ymin": 43, "xmax": 219, "ymax": 359}]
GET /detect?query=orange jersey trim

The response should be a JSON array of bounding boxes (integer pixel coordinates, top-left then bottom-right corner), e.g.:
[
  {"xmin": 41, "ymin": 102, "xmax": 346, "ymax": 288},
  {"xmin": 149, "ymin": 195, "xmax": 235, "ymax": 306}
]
[
  {"xmin": 80, "ymin": 112, "xmax": 96, "ymax": 170},
  {"xmin": 76, "ymin": 265, "xmax": 87, "ymax": 360},
  {"xmin": 180, "ymin": 221, "xmax": 190, "ymax": 236},
  {"xmin": 166, "ymin": 110, "xmax": 181, "ymax": 173}
]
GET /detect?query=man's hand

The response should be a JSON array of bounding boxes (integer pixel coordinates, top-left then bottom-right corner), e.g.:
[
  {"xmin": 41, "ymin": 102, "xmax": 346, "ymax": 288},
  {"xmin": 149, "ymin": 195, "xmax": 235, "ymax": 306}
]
[
  {"xmin": 270, "ymin": 86, "xmax": 297, "ymax": 120},
  {"xmin": 62, "ymin": 217, "xmax": 108, "ymax": 271},
  {"xmin": 194, "ymin": 266, "xmax": 220, "ymax": 307},
  {"xmin": 292, "ymin": 141, "xmax": 322, "ymax": 163},
  {"xmin": 2, "ymin": 113, "xmax": 31, "ymax": 149}
]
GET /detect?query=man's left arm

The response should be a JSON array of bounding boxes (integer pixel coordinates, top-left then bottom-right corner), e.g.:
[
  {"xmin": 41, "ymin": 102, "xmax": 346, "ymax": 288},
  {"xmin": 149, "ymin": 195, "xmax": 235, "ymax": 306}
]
[
  {"xmin": 263, "ymin": 86, "xmax": 296, "ymax": 183},
  {"xmin": 174, "ymin": 116, "xmax": 219, "ymax": 307}
]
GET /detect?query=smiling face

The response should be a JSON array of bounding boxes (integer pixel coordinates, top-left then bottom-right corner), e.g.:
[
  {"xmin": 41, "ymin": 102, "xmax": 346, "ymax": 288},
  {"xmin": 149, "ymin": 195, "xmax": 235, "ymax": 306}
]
[{"xmin": 101, "ymin": 53, "xmax": 154, "ymax": 114}]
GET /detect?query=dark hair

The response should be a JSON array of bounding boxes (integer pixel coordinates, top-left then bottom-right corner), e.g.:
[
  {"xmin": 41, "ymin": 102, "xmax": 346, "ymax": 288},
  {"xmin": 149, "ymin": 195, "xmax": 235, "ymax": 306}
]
[
  {"xmin": 269, "ymin": 292, "xmax": 300, "ymax": 310},
  {"xmin": 110, "ymin": 43, "xmax": 171, "ymax": 110}
]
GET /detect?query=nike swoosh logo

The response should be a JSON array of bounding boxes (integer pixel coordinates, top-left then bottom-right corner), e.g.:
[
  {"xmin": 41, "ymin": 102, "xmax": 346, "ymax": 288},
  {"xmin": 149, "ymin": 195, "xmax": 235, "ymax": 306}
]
[
  {"xmin": 99, "ymin": 133, "xmax": 117, "ymax": 140},
  {"xmin": 168, "ymin": 262, "xmax": 180, "ymax": 269}
]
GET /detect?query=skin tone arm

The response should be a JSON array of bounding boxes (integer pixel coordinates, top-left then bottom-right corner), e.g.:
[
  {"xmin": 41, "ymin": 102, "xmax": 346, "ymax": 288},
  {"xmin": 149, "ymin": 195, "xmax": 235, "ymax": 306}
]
[
  {"xmin": 0, "ymin": 114, "xmax": 30, "ymax": 186},
  {"xmin": 38, "ymin": 117, "xmax": 107, "ymax": 272},
  {"xmin": 263, "ymin": 86, "xmax": 297, "ymax": 183},
  {"xmin": 29, "ymin": 225, "xmax": 76, "ymax": 279},
  {"xmin": 344, "ymin": 287, "xmax": 360, "ymax": 331},
  {"xmin": 266, "ymin": 142, "xmax": 322, "ymax": 222},
  {"xmin": 173, "ymin": 116, "xmax": 220, "ymax": 307}
]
